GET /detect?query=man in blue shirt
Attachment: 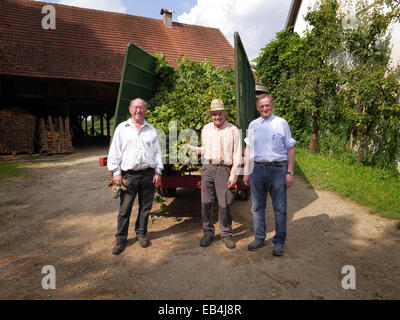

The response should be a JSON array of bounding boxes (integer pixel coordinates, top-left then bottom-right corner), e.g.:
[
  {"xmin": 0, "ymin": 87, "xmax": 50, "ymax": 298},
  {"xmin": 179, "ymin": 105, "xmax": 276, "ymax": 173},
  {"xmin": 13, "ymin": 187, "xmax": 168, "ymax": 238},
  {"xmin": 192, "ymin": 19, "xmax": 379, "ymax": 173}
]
[{"xmin": 243, "ymin": 94, "xmax": 296, "ymax": 256}]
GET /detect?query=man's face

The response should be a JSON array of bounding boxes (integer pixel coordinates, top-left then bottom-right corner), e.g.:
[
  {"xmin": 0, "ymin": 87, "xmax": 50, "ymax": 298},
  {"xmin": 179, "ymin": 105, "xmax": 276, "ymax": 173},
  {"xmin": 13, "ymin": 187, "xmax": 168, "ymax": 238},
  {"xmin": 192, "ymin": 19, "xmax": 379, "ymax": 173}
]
[
  {"xmin": 257, "ymin": 97, "xmax": 274, "ymax": 119},
  {"xmin": 129, "ymin": 100, "xmax": 147, "ymax": 121},
  {"xmin": 210, "ymin": 110, "xmax": 226, "ymax": 128}
]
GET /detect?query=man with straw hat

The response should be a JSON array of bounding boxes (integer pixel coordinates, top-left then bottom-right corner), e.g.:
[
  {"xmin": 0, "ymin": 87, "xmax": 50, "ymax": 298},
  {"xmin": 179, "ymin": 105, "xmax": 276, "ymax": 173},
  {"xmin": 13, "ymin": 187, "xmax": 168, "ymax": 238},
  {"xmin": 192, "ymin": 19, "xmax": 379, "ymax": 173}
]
[{"xmin": 184, "ymin": 99, "xmax": 242, "ymax": 249}]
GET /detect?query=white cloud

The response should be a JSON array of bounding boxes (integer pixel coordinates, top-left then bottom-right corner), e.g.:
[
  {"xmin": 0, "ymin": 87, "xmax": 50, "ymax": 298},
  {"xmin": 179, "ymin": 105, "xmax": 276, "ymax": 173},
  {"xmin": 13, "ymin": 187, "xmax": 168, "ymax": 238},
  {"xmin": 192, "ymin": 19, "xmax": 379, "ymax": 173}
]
[
  {"xmin": 43, "ymin": 0, "xmax": 127, "ymax": 13},
  {"xmin": 177, "ymin": 0, "xmax": 292, "ymax": 61}
]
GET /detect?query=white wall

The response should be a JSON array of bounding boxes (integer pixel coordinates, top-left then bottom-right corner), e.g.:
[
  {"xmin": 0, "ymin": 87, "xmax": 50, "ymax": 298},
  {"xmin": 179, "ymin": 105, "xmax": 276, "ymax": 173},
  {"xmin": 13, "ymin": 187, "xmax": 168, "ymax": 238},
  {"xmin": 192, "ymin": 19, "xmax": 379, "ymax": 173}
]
[
  {"xmin": 389, "ymin": 21, "xmax": 400, "ymax": 68},
  {"xmin": 293, "ymin": 0, "xmax": 314, "ymax": 36},
  {"xmin": 292, "ymin": 0, "xmax": 400, "ymax": 68}
]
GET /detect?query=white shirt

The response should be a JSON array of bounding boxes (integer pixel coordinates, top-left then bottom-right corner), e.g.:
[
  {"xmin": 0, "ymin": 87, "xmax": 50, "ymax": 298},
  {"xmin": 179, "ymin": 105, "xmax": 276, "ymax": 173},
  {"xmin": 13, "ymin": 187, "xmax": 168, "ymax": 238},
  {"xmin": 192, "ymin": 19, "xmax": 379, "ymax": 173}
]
[
  {"xmin": 107, "ymin": 119, "xmax": 164, "ymax": 175},
  {"xmin": 244, "ymin": 114, "xmax": 296, "ymax": 162}
]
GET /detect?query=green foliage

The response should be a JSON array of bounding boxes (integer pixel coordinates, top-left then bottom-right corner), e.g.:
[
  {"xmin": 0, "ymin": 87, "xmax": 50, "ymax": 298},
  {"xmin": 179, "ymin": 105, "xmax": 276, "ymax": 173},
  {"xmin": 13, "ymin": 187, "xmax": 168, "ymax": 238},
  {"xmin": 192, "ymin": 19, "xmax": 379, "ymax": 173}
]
[
  {"xmin": 341, "ymin": 64, "xmax": 400, "ymax": 168},
  {"xmin": 255, "ymin": 0, "xmax": 344, "ymax": 154},
  {"xmin": 340, "ymin": 0, "xmax": 400, "ymax": 166},
  {"xmin": 254, "ymin": 30, "xmax": 310, "ymax": 143},
  {"xmin": 151, "ymin": 190, "xmax": 168, "ymax": 223},
  {"xmin": 254, "ymin": 29, "xmax": 305, "ymax": 94},
  {"xmin": 147, "ymin": 54, "xmax": 236, "ymax": 171},
  {"xmin": 255, "ymin": 0, "xmax": 400, "ymax": 170},
  {"xmin": 370, "ymin": 0, "xmax": 400, "ymax": 22}
]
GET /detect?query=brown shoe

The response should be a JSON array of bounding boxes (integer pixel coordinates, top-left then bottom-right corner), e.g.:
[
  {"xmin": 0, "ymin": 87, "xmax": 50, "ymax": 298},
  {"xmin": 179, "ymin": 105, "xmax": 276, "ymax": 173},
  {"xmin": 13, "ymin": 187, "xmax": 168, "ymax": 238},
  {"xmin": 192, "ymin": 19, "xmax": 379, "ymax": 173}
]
[
  {"xmin": 221, "ymin": 236, "xmax": 236, "ymax": 249},
  {"xmin": 137, "ymin": 234, "xmax": 150, "ymax": 248},
  {"xmin": 112, "ymin": 242, "xmax": 126, "ymax": 255},
  {"xmin": 200, "ymin": 234, "xmax": 214, "ymax": 247}
]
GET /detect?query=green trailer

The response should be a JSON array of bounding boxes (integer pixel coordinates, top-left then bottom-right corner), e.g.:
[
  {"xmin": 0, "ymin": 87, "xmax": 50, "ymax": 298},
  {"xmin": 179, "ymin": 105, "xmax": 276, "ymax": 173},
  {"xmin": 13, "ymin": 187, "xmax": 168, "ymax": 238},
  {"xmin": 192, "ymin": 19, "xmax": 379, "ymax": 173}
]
[{"xmin": 100, "ymin": 32, "xmax": 260, "ymax": 196}]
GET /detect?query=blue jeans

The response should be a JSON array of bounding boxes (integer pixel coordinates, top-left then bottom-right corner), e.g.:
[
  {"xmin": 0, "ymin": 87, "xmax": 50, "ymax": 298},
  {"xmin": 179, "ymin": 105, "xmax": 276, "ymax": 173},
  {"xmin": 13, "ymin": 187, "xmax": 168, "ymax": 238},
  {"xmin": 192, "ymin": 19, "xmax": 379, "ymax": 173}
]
[{"xmin": 250, "ymin": 163, "xmax": 287, "ymax": 245}]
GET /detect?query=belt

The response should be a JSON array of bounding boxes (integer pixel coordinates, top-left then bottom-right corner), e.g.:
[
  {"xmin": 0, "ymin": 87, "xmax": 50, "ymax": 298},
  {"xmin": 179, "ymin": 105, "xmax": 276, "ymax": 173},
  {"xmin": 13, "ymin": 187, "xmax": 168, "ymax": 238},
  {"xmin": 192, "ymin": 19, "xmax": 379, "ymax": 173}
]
[
  {"xmin": 207, "ymin": 160, "xmax": 232, "ymax": 168},
  {"xmin": 122, "ymin": 168, "xmax": 155, "ymax": 175},
  {"xmin": 255, "ymin": 161, "xmax": 286, "ymax": 167}
]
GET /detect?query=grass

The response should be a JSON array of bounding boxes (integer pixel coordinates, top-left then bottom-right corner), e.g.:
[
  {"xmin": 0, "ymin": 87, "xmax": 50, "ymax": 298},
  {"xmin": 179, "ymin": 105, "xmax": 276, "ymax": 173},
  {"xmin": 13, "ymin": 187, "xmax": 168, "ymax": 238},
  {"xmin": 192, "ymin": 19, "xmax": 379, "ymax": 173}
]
[
  {"xmin": 0, "ymin": 161, "xmax": 30, "ymax": 183},
  {"xmin": 295, "ymin": 147, "xmax": 400, "ymax": 221},
  {"xmin": 0, "ymin": 199, "xmax": 23, "ymax": 207}
]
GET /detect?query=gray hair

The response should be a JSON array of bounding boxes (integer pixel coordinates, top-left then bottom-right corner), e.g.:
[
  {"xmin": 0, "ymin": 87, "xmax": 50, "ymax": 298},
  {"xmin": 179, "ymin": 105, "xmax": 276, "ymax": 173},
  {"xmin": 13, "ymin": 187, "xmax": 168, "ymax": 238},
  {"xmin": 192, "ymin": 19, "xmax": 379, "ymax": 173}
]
[
  {"xmin": 130, "ymin": 98, "xmax": 147, "ymax": 109},
  {"xmin": 256, "ymin": 93, "xmax": 274, "ymax": 106}
]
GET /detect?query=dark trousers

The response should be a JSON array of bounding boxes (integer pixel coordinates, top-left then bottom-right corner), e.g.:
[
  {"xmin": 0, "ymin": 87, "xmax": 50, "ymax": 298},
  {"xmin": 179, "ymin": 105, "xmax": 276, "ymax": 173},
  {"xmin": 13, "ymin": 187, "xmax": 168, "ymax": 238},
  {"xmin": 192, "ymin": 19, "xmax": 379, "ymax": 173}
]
[
  {"xmin": 201, "ymin": 164, "xmax": 234, "ymax": 237},
  {"xmin": 115, "ymin": 168, "xmax": 155, "ymax": 244}
]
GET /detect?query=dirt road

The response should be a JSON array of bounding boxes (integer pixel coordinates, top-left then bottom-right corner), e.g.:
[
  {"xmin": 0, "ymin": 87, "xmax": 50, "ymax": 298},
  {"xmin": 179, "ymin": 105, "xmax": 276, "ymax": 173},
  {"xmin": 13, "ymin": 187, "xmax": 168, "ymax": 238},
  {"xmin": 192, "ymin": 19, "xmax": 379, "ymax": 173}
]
[{"xmin": 0, "ymin": 145, "xmax": 399, "ymax": 300}]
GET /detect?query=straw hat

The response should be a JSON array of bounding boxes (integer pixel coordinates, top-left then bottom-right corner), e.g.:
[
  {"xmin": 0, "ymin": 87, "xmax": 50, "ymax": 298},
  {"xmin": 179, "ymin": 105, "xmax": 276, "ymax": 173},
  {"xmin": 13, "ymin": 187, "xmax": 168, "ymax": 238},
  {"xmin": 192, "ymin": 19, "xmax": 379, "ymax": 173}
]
[{"xmin": 209, "ymin": 99, "xmax": 226, "ymax": 112}]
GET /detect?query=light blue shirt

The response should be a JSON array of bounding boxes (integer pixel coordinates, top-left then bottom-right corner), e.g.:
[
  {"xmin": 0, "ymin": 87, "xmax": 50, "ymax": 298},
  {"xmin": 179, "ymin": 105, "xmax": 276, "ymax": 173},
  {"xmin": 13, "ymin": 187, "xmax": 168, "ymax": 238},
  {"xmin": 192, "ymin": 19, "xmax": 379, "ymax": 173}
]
[
  {"xmin": 244, "ymin": 115, "xmax": 296, "ymax": 162},
  {"xmin": 107, "ymin": 119, "xmax": 164, "ymax": 175}
]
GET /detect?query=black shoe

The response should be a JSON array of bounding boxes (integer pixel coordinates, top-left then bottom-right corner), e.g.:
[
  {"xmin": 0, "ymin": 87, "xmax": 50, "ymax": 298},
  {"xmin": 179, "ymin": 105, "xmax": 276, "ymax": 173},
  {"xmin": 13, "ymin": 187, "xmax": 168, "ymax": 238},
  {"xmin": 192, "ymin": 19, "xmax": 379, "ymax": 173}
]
[
  {"xmin": 200, "ymin": 234, "xmax": 214, "ymax": 247},
  {"xmin": 137, "ymin": 234, "xmax": 150, "ymax": 248},
  {"xmin": 247, "ymin": 240, "xmax": 265, "ymax": 251},
  {"xmin": 112, "ymin": 242, "xmax": 126, "ymax": 255},
  {"xmin": 221, "ymin": 236, "xmax": 236, "ymax": 249},
  {"xmin": 272, "ymin": 244, "xmax": 284, "ymax": 256}
]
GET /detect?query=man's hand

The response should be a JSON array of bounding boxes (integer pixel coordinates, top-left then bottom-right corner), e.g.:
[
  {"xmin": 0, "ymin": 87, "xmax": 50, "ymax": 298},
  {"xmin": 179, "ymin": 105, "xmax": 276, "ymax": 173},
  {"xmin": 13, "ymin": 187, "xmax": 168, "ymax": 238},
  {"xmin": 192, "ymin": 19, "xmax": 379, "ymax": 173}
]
[
  {"xmin": 153, "ymin": 173, "xmax": 161, "ymax": 186},
  {"xmin": 243, "ymin": 175, "xmax": 250, "ymax": 187},
  {"xmin": 113, "ymin": 174, "xmax": 122, "ymax": 185},
  {"xmin": 286, "ymin": 174, "xmax": 294, "ymax": 188},
  {"xmin": 227, "ymin": 177, "xmax": 237, "ymax": 189}
]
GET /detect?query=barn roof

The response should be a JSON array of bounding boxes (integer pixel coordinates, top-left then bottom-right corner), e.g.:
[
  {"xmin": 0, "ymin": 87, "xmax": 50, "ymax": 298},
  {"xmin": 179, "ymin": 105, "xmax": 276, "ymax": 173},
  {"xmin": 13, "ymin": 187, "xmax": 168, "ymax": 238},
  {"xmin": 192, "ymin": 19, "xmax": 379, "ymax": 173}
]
[{"xmin": 0, "ymin": 0, "xmax": 235, "ymax": 83}]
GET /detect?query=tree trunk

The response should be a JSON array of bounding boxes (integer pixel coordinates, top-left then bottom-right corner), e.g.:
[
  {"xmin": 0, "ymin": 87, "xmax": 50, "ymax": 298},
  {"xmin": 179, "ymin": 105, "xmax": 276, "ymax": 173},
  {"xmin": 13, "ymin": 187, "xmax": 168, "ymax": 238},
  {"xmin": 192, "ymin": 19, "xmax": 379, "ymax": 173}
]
[
  {"xmin": 358, "ymin": 132, "xmax": 369, "ymax": 163},
  {"xmin": 350, "ymin": 130, "xmax": 353, "ymax": 150},
  {"xmin": 310, "ymin": 112, "xmax": 319, "ymax": 154}
]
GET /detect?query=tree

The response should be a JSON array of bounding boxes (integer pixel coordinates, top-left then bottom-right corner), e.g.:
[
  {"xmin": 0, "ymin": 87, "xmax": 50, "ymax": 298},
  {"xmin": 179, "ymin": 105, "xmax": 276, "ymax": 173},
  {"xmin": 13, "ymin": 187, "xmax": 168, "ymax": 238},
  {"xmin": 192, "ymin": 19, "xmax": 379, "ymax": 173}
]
[
  {"xmin": 254, "ymin": 29, "xmax": 307, "ymax": 143},
  {"xmin": 341, "ymin": 0, "xmax": 400, "ymax": 165},
  {"xmin": 255, "ymin": 0, "xmax": 344, "ymax": 154},
  {"xmin": 299, "ymin": 0, "xmax": 344, "ymax": 154}
]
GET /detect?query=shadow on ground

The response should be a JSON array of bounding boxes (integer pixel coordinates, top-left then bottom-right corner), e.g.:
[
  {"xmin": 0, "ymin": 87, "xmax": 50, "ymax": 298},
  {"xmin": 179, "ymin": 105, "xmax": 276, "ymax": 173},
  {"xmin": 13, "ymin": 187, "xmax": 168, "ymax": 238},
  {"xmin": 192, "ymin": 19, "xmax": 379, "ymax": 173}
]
[{"xmin": 0, "ymin": 147, "xmax": 399, "ymax": 300}]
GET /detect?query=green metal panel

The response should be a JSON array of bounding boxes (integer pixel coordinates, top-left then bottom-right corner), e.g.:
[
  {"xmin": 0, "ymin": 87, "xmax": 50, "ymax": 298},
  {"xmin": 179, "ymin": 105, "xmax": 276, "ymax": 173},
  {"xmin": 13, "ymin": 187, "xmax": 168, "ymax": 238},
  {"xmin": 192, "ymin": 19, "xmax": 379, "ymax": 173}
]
[
  {"xmin": 234, "ymin": 31, "xmax": 256, "ymax": 132},
  {"xmin": 112, "ymin": 43, "xmax": 157, "ymax": 138}
]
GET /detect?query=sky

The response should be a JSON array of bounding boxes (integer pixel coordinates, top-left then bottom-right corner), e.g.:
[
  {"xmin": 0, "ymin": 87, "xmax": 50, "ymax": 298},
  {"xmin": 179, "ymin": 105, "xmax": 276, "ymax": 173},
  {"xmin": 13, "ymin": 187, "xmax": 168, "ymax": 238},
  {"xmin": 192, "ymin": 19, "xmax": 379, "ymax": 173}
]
[{"xmin": 35, "ymin": 0, "xmax": 293, "ymax": 61}]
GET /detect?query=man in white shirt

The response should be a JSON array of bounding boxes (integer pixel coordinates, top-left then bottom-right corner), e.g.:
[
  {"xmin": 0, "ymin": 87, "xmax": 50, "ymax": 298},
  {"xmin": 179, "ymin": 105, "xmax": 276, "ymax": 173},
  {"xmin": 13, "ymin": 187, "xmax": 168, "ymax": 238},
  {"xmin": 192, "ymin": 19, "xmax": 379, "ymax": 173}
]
[
  {"xmin": 108, "ymin": 98, "xmax": 163, "ymax": 255},
  {"xmin": 244, "ymin": 94, "xmax": 296, "ymax": 256},
  {"xmin": 185, "ymin": 99, "xmax": 242, "ymax": 249}
]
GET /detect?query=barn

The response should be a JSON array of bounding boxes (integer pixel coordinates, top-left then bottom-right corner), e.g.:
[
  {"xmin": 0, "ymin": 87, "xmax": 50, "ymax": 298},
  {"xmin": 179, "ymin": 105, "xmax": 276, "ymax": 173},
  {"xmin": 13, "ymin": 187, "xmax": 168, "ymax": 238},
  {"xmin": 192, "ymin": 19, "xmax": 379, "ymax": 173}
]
[{"xmin": 0, "ymin": 0, "xmax": 235, "ymax": 154}]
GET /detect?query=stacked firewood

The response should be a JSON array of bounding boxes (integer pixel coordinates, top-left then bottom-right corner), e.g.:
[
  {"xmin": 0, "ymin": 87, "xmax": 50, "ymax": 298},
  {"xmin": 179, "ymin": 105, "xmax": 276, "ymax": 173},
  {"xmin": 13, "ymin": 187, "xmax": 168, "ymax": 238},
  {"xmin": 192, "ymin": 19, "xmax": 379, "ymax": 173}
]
[
  {"xmin": 0, "ymin": 107, "xmax": 36, "ymax": 155},
  {"xmin": 38, "ymin": 116, "xmax": 73, "ymax": 154}
]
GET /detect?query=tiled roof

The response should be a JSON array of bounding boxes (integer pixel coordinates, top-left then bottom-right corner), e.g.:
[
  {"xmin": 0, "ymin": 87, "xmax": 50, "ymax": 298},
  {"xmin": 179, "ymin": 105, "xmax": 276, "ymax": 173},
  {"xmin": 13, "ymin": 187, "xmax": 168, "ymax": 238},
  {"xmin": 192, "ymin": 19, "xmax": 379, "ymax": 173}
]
[{"xmin": 0, "ymin": 0, "xmax": 235, "ymax": 83}]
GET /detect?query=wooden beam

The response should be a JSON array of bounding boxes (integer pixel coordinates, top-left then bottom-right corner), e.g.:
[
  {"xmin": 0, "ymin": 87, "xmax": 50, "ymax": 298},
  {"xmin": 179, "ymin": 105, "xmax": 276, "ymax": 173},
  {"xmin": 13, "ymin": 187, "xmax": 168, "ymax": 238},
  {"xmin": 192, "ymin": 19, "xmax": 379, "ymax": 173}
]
[
  {"xmin": 100, "ymin": 114, "xmax": 104, "ymax": 137},
  {"xmin": 285, "ymin": 0, "xmax": 303, "ymax": 30},
  {"xmin": 107, "ymin": 116, "xmax": 110, "ymax": 137},
  {"xmin": 91, "ymin": 115, "xmax": 95, "ymax": 136}
]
